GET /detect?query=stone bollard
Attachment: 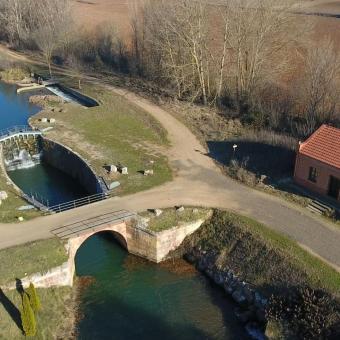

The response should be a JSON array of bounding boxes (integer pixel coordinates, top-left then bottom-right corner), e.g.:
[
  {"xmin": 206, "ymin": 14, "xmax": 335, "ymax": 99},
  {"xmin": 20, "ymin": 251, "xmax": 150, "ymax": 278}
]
[
  {"xmin": 40, "ymin": 118, "xmax": 48, "ymax": 123},
  {"xmin": 121, "ymin": 167, "xmax": 128, "ymax": 175},
  {"xmin": 154, "ymin": 209, "xmax": 163, "ymax": 217},
  {"xmin": 48, "ymin": 118, "xmax": 56, "ymax": 123},
  {"xmin": 143, "ymin": 169, "xmax": 154, "ymax": 176},
  {"xmin": 109, "ymin": 165, "xmax": 118, "ymax": 173},
  {"xmin": 0, "ymin": 191, "xmax": 8, "ymax": 200},
  {"xmin": 176, "ymin": 206, "xmax": 185, "ymax": 213}
]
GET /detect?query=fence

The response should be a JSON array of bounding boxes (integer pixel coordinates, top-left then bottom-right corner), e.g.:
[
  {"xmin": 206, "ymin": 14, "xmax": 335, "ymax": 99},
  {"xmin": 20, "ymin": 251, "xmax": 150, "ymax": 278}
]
[
  {"xmin": 47, "ymin": 191, "xmax": 112, "ymax": 213},
  {"xmin": 0, "ymin": 125, "xmax": 41, "ymax": 141},
  {"xmin": 51, "ymin": 210, "xmax": 136, "ymax": 239}
]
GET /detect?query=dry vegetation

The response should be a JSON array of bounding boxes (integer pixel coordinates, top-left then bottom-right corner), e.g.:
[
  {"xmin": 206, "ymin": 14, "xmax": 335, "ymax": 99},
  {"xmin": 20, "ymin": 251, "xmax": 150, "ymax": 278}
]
[{"xmin": 1, "ymin": 0, "xmax": 340, "ymax": 139}]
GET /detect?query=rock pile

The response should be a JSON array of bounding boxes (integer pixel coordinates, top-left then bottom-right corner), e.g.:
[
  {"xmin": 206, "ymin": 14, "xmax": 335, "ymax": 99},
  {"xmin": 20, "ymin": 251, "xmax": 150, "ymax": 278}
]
[{"xmin": 186, "ymin": 249, "xmax": 267, "ymax": 340}]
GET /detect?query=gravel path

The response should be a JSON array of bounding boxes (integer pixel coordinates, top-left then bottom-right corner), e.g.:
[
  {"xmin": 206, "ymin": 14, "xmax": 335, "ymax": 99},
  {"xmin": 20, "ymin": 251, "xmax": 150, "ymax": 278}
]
[{"xmin": 0, "ymin": 58, "xmax": 339, "ymax": 272}]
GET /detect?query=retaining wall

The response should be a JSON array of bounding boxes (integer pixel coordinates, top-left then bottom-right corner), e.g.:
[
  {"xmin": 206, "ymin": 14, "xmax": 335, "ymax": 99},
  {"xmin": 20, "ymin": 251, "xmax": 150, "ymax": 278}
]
[{"xmin": 41, "ymin": 137, "xmax": 105, "ymax": 194}]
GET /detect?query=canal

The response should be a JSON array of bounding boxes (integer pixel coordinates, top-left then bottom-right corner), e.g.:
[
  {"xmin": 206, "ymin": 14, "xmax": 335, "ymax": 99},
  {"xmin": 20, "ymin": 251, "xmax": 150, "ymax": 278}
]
[
  {"xmin": 75, "ymin": 234, "xmax": 248, "ymax": 340},
  {"xmin": 0, "ymin": 81, "xmax": 248, "ymax": 339},
  {"xmin": 0, "ymin": 81, "xmax": 87, "ymax": 206}
]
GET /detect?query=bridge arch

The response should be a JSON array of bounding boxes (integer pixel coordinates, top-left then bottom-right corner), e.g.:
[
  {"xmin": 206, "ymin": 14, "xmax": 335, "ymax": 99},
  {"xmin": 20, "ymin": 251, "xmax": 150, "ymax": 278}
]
[{"xmin": 66, "ymin": 221, "xmax": 129, "ymax": 283}]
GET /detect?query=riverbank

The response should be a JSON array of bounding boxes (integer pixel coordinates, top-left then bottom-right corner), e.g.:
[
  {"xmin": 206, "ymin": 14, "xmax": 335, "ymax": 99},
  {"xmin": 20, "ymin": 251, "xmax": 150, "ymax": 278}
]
[{"xmin": 173, "ymin": 210, "xmax": 340, "ymax": 339}]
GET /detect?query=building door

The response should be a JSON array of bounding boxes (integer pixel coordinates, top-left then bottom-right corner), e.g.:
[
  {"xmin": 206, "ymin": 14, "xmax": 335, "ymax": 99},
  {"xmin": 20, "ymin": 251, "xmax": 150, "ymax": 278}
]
[{"xmin": 328, "ymin": 176, "xmax": 340, "ymax": 200}]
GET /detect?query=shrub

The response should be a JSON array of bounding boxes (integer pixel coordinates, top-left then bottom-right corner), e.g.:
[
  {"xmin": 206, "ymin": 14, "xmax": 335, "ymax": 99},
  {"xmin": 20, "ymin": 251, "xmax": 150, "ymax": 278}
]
[
  {"xmin": 20, "ymin": 292, "xmax": 36, "ymax": 337},
  {"xmin": 266, "ymin": 286, "xmax": 340, "ymax": 340},
  {"xmin": 0, "ymin": 66, "xmax": 29, "ymax": 82},
  {"xmin": 27, "ymin": 283, "xmax": 41, "ymax": 312}
]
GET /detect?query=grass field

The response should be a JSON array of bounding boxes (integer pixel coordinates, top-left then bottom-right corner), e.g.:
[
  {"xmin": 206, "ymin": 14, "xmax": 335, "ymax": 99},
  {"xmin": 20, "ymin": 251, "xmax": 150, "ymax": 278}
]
[
  {"xmin": 197, "ymin": 210, "xmax": 340, "ymax": 295},
  {"xmin": 0, "ymin": 286, "xmax": 75, "ymax": 339},
  {"xmin": 141, "ymin": 207, "xmax": 211, "ymax": 232},
  {"xmin": 0, "ymin": 238, "xmax": 74, "ymax": 339},
  {"xmin": 0, "ymin": 238, "xmax": 68, "ymax": 286},
  {"xmin": 30, "ymin": 78, "xmax": 172, "ymax": 196}
]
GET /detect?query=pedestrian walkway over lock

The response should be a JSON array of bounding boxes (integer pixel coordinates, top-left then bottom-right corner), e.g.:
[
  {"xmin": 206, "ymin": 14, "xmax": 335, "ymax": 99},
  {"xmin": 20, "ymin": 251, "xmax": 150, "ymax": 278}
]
[{"xmin": 0, "ymin": 125, "xmax": 41, "ymax": 143}]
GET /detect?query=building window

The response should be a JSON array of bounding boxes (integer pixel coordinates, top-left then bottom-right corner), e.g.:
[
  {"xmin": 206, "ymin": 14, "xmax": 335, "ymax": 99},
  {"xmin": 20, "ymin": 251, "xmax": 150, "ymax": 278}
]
[{"xmin": 308, "ymin": 167, "xmax": 317, "ymax": 183}]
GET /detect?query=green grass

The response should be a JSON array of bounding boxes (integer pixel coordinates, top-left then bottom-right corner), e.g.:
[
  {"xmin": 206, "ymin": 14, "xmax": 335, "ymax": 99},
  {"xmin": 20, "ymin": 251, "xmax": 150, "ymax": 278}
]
[
  {"xmin": 142, "ymin": 207, "xmax": 211, "ymax": 232},
  {"xmin": 31, "ymin": 81, "xmax": 172, "ymax": 195},
  {"xmin": 0, "ymin": 238, "xmax": 68, "ymax": 286},
  {"xmin": 0, "ymin": 168, "xmax": 41, "ymax": 223},
  {"xmin": 0, "ymin": 286, "xmax": 75, "ymax": 339},
  {"xmin": 205, "ymin": 210, "xmax": 340, "ymax": 295}
]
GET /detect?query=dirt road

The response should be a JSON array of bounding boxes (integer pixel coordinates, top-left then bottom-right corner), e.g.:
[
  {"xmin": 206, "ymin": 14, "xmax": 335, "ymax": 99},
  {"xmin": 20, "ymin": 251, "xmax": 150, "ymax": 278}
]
[{"xmin": 0, "ymin": 77, "xmax": 339, "ymax": 272}]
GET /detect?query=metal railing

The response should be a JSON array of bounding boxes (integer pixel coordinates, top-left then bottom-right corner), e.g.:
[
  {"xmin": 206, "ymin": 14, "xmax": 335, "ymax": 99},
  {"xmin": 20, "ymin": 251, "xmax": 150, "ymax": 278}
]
[
  {"xmin": 51, "ymin": 210, "xmax": 136, "ymax": 239},
  {"xmin": 47, "ymin": 191, "xmax": 112, "ymax": 213},
  {"xmin": 0, "ymin": 125, "xmax": 41, "ymax": 141}
]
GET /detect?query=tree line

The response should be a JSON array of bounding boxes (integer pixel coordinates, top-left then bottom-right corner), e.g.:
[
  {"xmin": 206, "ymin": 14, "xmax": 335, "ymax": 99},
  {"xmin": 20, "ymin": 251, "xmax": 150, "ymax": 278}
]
[{"xmin": 1, "ymin": 0, "xmax": 339, "ymax": 138}]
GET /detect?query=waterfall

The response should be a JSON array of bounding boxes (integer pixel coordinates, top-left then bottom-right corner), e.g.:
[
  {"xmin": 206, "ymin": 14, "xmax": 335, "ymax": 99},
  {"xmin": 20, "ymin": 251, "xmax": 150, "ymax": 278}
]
[{"xmin": 5, "ymin": 149, "xmax": 41, "ymax": 171}]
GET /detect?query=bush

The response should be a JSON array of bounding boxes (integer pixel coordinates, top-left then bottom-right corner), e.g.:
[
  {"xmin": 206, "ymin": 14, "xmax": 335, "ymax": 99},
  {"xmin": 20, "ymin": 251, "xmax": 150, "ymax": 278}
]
[
  {"xmin": 27, "ymin": 283, "xmax": 41, "ymax": 312},
  {"xmin": 266, "ymin": 286, "xmax": 340, "ymax": 340},
  {"xmin": 0, "ymin": 66, "xmax": 29, "ymax": 82},
  {"xmin": 21, "ymin": 292, "xmax": 36, "ymax": 337}
]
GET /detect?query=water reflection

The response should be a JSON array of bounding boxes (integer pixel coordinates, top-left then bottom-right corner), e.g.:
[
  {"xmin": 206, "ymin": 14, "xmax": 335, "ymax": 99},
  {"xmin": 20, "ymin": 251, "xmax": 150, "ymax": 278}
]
[{"xmin": 75, "ymin": 233, "xmax": 249, "ymax": 340}]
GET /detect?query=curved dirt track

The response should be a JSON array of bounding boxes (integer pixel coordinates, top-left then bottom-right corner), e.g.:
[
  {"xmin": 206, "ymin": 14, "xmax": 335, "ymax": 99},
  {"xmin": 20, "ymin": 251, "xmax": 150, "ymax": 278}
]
[{"xmin": 0, "ymin": 50, "xmax": 339, "ymax": 271}]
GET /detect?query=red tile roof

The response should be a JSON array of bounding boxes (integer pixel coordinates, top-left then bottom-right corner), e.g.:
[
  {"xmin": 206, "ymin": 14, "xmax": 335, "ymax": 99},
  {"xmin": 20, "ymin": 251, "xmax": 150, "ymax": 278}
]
[{"xmin": 299, "ymin": 124, "xmax": 340, "ymax": 169}]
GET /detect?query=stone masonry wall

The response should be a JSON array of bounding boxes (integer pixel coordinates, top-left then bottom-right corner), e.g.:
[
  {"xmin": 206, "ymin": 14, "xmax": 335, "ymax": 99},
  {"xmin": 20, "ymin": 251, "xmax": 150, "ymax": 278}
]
[
  {"xmin": 4, "ymin": 219, "xmax": 205, "ymax": 289},
  {"xmin": 41, "ymin": 137, "xmax": 105, "ymax": 194}
]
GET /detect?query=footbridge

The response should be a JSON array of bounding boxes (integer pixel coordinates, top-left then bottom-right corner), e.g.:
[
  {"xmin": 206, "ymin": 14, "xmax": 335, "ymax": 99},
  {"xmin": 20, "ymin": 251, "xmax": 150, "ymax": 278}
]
[
  {"xmin": 51, "ymin": 210, "xmax": 137, "ymax": 240},
  {"xmin": 0, "ymin": 125, "xmax": 42, "ymax": 143}
]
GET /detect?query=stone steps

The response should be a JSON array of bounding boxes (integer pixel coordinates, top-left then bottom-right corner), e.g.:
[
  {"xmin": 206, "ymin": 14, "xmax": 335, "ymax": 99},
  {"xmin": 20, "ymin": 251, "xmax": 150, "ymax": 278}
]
[{"xmin": 307, "ymin": 199, "xmax": 333, "ymax": 215}]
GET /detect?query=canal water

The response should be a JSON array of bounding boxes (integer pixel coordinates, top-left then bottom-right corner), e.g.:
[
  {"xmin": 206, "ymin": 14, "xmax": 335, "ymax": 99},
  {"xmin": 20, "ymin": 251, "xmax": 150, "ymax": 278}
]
[
  {"xmin": 1, "ymin": 81, "xmax": 247, "ymax": 339},
  {"xmin": 75, "ymin": 234, "xmax": 248, "ymax": 340},
  {"xmin": 0, "ymin": 81, "xmax": 87, "ymax": 205}
]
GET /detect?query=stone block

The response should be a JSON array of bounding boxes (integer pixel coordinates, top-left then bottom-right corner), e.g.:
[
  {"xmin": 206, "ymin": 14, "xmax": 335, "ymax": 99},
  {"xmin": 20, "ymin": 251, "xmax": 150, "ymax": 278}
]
[
  {"xmin": 154, "ymin": 208, "xmax": 163, "ymax": 216},
  {"xmin": 48, "ymin": 118, "xmax": 56, "ymax": 123},
  {"xmin": 109, "ymin": 181, "xmax": 120, "ymax": 190},
  {"xmin": 18, "ymin": 216, "xmax": 24, "ymax": 222},
  {"xmin": 143, "ymin": 169, "xmax": 154, "ymax": 176},
  {"xmin": 121, "ymin": 167, "xmax": 128, "ymax": 175},
  {"xmin": 176, "ymin": 206, "xmax": 185, "ymax": 213},
  {"xmin": 40, "ymin": 117, "xmax": 48, "ymax": 123},
  {"xmin": 0, "ymin": 191, "xmax": 8, "ymax": 200},
  {"xmin": 109, "ymin": 165, "xmax": 118, "ymax": 173},
  {"xmin": 232, "ymin": 289, "xmax": 247, "ymax": 306}
]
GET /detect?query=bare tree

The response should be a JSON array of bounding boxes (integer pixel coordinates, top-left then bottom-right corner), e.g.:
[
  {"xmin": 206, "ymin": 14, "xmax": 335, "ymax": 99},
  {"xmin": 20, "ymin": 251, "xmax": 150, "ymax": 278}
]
[
  {"xmin": 0, "ymin": 0, "xmax": 37, "ymax": 47},
  {"xmin": 33, "ymin": 0, "xmax": 72, "ymax": 77},
  {"xmin": 224, "ymin": 0, "xmax": 304, "ymax": 111},
  {"xmin": 293, "ymin": 38, "xmax": 340, "ymax": 136}
]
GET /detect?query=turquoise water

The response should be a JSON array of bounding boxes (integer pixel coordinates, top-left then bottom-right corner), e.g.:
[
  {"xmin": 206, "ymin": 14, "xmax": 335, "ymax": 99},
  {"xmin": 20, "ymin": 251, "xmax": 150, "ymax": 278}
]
[
  {"xmin": 75, "ymin": 234, "xmax": 248, "ymax": 340},
  {"xmin": 7, "ymin": 163, "xmax": 88, "ymax": 206}
]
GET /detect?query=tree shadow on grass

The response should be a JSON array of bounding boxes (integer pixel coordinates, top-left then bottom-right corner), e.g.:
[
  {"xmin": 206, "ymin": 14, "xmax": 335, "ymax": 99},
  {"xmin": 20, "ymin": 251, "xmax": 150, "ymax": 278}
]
[{"xmin": 0, "ymin": 288, "xmax": 23, "ymax": 333}]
